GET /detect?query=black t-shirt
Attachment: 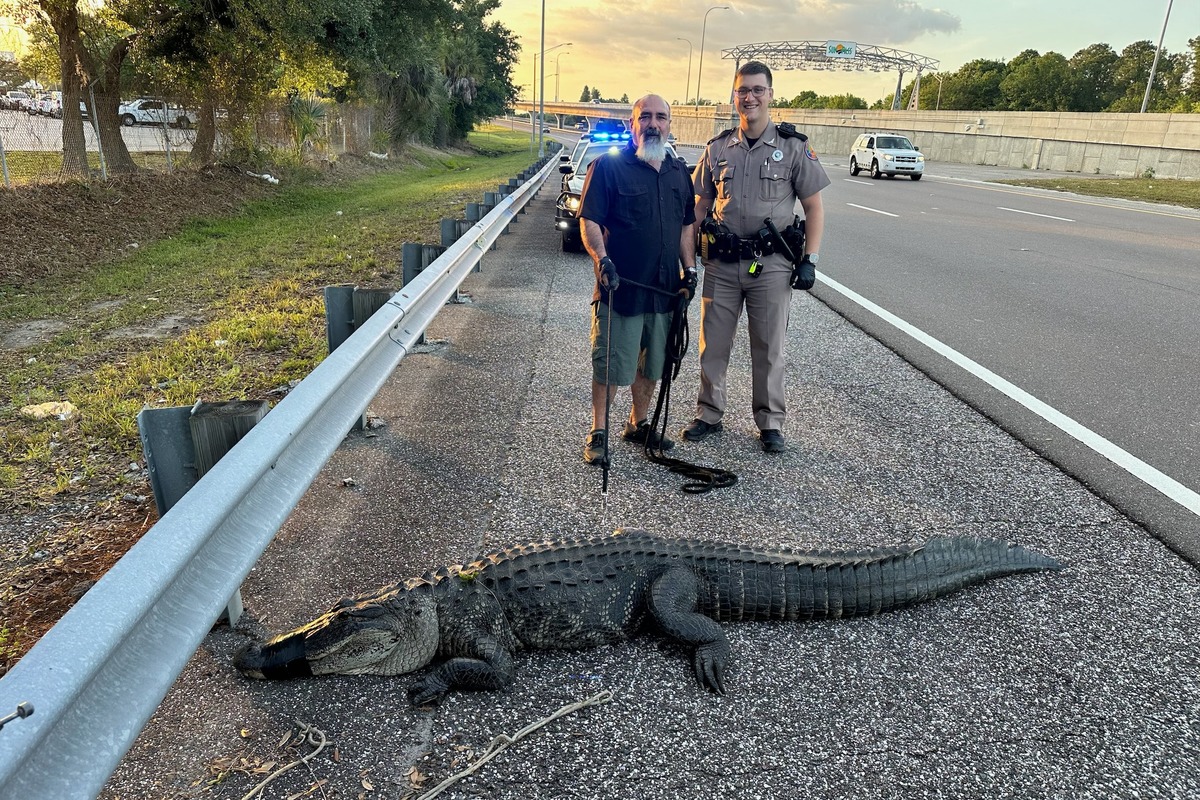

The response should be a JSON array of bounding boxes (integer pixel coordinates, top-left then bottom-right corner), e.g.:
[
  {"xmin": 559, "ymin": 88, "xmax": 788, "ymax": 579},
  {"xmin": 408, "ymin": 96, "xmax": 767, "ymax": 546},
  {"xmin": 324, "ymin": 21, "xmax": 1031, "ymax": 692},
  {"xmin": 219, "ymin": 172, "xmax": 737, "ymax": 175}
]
[{"xmin": 579, "ymin": 146, "xmax": 696, "ymax": 315}]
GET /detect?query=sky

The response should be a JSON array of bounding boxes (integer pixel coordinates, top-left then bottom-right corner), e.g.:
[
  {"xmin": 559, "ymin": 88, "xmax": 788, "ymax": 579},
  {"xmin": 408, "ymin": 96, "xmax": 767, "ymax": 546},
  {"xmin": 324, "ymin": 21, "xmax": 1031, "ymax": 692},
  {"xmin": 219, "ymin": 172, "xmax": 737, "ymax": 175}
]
[{"xmin": 496, "ymin": 0, "xmax": 1198, "ymax": 106}]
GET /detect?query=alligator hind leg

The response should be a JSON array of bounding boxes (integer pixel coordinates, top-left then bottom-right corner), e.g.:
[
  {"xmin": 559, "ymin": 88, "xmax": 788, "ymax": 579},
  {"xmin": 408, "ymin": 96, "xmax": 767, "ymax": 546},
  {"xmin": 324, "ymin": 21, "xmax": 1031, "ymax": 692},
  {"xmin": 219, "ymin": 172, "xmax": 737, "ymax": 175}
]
[
  {"xmin": 408, "ymin": 633, "xmax": 515, "ymax": 706},
  {"xmin": 648, "ymin": 567, "xmax": 731, "ymax": 694}
]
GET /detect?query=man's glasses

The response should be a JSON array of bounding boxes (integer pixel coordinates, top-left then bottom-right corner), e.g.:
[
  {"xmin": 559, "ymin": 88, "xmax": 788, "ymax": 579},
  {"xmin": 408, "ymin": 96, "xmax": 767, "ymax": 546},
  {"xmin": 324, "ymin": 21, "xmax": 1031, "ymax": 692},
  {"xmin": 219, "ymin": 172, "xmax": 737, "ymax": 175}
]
[{"xmin": 734, "ymin": 86, "xmax": 769, "ymax": 98}]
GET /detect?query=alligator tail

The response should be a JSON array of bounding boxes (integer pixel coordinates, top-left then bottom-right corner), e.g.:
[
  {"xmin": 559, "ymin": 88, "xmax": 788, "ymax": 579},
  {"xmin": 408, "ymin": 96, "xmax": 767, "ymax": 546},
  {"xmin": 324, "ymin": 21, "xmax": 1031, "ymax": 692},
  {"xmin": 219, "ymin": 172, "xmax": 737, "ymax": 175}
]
[
  {"xmin": 722, "ymin": 534, "xmax": 1063, "ymax": 621},
  {"xmin": 235, "ymin": 631, "xmax": 313, "ymax": 680},
  {"xmin": 889, "ymin": 535, "xmax": 1064, "ymax": 609}
]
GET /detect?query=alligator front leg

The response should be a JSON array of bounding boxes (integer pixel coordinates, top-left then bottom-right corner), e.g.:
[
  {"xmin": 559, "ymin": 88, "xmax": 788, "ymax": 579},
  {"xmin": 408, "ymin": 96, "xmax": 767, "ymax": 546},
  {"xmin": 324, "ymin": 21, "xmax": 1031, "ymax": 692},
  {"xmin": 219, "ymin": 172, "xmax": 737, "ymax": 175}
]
[
  {"xmin": 408, "ymin": 632, "xmax": 515, "ymax": 705},
  {"xmin": 648, "ymin": 567, "xmax": 731, "ymax": 694}
]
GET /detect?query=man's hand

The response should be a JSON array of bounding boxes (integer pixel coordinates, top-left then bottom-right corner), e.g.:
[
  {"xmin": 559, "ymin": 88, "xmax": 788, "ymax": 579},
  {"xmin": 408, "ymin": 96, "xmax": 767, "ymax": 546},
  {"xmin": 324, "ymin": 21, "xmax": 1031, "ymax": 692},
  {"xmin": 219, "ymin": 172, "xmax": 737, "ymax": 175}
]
[
  {"xmin": 599, "ymin": 256, "xmax": 620, "ymax": 291},
  {"xmin": 681, "ymin": 268, "xmax": 699, "ymax": 301},
  {"xmin": 791, "ymin": 257, "xmax": 816, "ymax": 291}
]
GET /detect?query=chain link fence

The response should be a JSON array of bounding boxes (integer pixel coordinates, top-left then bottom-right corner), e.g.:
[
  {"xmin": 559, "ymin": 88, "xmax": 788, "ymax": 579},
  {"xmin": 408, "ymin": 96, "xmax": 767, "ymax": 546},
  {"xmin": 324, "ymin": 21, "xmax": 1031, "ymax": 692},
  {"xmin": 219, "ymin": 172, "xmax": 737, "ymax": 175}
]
[{"xmin": 0, "ymin": 96, "xmax": 379, "ymax": 187}]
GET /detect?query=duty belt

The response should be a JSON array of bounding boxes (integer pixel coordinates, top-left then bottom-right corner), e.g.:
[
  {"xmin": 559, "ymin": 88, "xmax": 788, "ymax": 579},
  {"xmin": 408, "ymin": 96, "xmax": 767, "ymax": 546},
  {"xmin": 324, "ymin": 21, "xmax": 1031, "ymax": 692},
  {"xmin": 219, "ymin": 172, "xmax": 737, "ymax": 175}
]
[{"xmin": 717, "ymin": 238, "xmax": 765, "ymax": 263}]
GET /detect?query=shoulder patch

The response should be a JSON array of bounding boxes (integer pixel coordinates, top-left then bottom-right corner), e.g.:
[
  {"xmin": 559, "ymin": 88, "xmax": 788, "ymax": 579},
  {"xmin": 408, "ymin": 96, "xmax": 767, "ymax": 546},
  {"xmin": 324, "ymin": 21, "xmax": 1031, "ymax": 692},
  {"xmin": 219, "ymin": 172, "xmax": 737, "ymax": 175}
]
[
  {"xmin": 805, "ymin": 141, "xmax": 820, "ymax": 161},
  {"xmin": 776, "ymin": 122, "xmax": 808, "ymax": 142},
  {"xmin": 706, "ymin": 128, "xmax": 735, "ymax": 146}
]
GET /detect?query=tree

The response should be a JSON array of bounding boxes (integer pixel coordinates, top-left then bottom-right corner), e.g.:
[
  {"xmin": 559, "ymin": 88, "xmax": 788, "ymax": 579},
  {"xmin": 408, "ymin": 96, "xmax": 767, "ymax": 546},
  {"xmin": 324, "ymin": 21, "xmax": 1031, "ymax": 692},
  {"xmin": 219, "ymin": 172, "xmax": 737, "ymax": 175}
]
[
  {"xmin": 579, "ymin": 84, "xmax": 590, "ymax": 102},
  {"xmin": 939, "ymin": 58, "xmax": 1007, "ymax": 110},
  {"xmin": 0, "ymin": 50, "xmax": 28, "ymax": 88},
  {"xmin": 1108, "ymin": 40, "xmax": 1162, "ymax": 111},
  {"xmin": 7, "ymin": 0, "xmax": 90, "ymax": 176},
  {"xmin": 1066, "ymin": 43, "xmax": 1121, "ymax": 111},
  {"xmin": 1001, "ymin": 50, "xmax": 1072, "ymax": 110}
]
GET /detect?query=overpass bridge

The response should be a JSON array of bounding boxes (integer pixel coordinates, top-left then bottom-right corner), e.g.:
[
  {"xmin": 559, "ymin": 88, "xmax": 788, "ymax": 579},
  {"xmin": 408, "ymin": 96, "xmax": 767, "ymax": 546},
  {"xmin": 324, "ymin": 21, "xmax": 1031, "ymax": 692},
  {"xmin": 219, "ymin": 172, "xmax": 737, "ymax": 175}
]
[{"xmin": 512, "ymin": 100, "xmax": 629, "ymax": 125}]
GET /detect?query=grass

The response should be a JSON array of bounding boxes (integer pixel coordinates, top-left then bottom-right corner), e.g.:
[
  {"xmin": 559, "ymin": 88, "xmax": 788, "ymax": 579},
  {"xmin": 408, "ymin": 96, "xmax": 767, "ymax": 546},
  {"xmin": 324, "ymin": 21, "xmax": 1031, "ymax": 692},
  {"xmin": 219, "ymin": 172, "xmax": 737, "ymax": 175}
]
[
  {"xmin": 994, "ymin": 176, "xmax": 1200, "ymax": 209},
  {"xmin": 0, "ymin": 127, "xmax": 534, "ymax": 511}
]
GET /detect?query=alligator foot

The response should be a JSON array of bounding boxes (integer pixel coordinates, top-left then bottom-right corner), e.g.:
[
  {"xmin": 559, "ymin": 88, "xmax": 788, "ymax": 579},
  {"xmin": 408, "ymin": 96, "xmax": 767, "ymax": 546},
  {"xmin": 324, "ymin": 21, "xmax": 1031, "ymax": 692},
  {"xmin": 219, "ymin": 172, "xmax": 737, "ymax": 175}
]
[
  {"xmin": 693, "ymin": 640, "xmax": 730, "ymax": 694},
  {"xmin": 408, "ymin": 674, "xmax": 451, "ymax": 706}
]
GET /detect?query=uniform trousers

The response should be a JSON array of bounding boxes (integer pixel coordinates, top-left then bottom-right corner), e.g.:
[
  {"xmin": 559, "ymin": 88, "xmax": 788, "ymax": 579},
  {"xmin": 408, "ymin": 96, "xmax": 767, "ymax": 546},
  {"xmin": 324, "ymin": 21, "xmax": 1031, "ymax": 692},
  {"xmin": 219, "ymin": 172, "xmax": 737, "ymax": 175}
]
[{"xmin": 695, "ymin": 254, "xmax": 793, "ymax": 431}]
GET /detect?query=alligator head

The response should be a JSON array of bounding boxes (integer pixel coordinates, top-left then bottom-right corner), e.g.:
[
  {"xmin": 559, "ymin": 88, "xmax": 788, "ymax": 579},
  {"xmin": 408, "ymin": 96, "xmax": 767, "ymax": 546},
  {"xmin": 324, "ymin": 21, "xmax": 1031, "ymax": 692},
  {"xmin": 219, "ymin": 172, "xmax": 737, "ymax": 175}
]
[{"xmin": 237, "ymin": 584, "xmax": 440, "ymax": 679}]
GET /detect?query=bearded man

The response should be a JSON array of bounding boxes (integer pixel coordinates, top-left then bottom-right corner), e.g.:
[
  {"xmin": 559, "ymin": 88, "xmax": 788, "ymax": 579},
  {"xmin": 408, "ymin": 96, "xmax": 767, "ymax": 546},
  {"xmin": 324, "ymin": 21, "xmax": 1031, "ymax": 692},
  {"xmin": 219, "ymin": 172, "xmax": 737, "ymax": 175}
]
[{"xmin": 577, "ymin": 94, "xmax": 698, "ymax": 466}]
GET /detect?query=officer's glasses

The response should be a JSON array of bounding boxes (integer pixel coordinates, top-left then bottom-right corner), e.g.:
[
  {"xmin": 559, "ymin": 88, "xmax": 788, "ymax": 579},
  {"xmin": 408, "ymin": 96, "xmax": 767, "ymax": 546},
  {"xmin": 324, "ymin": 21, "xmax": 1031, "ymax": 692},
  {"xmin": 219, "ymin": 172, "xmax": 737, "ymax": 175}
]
[{"xmin": 734, "ymin": 86, "xmax": 769, "ymax": 97}]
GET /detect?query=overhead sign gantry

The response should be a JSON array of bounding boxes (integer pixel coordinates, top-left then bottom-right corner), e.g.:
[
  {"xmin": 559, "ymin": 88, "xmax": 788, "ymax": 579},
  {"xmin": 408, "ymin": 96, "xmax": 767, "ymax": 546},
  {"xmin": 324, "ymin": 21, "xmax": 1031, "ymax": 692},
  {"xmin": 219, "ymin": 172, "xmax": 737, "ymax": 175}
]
[{"xmin": 721, "ymin": 40, "xmax": 939, "ymax": 110}]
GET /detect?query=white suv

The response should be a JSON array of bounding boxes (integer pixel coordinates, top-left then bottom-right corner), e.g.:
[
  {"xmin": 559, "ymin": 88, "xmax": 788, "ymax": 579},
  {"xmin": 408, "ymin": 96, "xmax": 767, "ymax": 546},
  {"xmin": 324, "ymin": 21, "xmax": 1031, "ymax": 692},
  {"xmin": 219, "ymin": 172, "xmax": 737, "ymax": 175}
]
[{"xmin": 850, "ymin": 132, "xmax": 925, "ymax": 180}]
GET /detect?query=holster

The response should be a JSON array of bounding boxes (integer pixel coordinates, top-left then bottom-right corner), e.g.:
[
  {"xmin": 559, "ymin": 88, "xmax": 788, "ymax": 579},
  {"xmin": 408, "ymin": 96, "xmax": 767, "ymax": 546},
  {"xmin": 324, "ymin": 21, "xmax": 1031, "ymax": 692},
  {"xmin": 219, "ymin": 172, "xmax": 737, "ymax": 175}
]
[{"xmin": 698, "ymin": 218, "xmax": 740, "ymax": 263}]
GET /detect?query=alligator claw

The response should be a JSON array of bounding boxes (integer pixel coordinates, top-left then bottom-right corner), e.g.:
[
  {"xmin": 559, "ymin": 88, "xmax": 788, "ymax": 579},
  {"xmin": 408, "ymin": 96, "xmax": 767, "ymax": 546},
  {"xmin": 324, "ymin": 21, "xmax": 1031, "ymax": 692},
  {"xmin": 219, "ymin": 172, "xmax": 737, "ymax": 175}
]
[
  {"xmin": 407, "ymin": 676, "xmax": 450, "ymax": 706},
  {"xmin": 693, "ymin": 642, "xmax": 728, "ymax": 695}
]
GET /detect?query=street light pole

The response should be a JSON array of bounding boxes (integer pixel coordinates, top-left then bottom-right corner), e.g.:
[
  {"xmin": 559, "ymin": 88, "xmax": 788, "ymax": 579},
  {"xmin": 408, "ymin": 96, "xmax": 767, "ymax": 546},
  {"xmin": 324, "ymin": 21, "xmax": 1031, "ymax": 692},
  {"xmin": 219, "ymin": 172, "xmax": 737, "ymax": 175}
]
[
  {"xmin": 676, "ymin": 37, "xmax": 693, "ymax": 105},
  {"xmin": 538, "ymin": 0, "xmax": 545, "ymax": 157},
  {"xmin": 695, "ymin": 6, "xmax": 730, "ymax": 106},
  {"xmin": 1141, "ymin": 0, "xmax": 1174, "ymax": 113},
  {"xmin": 554, "ymin": 51, "xmax": 569, "ymax": 102},
  {"xmin": 534, "ymin": 27, "xmax": 573, "ymax": 158}
]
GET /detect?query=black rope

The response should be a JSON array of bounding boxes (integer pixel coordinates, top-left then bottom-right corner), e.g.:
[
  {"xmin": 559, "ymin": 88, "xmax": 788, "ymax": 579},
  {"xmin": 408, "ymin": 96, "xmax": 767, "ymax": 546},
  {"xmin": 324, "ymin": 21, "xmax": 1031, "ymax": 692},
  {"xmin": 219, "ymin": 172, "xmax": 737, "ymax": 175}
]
[
  {"xmin": 601, "ymin": 288, "xmax": 614, "ymax": 497},
  {"xmin": 620, "ymin": 278, "xmax": 738, "ymax": 495}
]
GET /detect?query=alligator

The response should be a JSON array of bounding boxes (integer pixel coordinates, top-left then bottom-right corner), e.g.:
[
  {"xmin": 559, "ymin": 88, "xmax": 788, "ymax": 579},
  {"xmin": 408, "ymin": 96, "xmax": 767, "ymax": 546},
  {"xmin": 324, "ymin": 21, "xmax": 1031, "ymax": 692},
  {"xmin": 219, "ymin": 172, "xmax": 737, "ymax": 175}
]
[{"xmin": 236, "ymin": 529, "xmax": 1063, "ymax": 704}]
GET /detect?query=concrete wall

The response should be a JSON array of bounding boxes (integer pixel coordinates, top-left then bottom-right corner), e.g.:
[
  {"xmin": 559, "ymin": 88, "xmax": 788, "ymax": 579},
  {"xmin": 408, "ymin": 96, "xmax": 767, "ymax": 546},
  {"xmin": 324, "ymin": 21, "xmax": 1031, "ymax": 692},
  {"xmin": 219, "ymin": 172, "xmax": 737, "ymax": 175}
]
[{"xmin": 666, "ymin": 107, "xmax": 1200, "ymax": 179}]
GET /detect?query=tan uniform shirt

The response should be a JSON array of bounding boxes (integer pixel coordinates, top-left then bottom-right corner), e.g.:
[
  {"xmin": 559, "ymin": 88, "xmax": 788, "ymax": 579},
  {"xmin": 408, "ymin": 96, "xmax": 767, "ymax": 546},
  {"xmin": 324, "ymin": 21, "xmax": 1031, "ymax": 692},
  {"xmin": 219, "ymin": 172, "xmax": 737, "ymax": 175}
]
[{"xmin": 693, "ymin": 120, "xmax": 831, "ymax": 241}]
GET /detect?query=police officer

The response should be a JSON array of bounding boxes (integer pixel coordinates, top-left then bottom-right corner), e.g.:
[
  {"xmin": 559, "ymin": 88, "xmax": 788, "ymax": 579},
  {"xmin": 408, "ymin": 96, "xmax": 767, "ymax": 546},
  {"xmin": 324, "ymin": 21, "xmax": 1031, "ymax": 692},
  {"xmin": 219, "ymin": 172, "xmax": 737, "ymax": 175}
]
[{"xmin": 683, "ymin": 61, "xmax": 830, "ymax": 453}]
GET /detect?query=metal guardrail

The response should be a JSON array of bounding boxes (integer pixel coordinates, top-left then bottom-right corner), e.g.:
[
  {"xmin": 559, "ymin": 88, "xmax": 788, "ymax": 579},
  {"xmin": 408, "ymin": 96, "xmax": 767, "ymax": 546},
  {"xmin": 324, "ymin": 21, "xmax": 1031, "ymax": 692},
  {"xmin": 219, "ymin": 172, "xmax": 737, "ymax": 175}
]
[{"xmin": 0, "ymin": 153, "xmax": 559, "ymax": 799}]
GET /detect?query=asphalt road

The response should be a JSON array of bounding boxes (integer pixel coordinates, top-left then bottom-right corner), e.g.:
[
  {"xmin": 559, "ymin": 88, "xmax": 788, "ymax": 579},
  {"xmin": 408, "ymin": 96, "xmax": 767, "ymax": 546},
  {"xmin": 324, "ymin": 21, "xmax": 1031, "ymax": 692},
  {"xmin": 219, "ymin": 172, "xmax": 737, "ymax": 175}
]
[
  {"xmin": 99, "ymin": 171, "xmax": 1198, "ymax": 799},
  {"xmin": 810, "ymin": 162, "xmax": 1200, "ymax": 563}
]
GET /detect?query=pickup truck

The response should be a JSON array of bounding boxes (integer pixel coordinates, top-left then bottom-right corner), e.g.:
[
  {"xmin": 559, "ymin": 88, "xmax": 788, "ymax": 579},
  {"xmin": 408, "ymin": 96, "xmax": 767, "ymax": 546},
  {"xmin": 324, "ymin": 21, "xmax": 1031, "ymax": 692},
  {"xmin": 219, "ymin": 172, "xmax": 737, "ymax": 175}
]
[{"xmin": 118, "ymin": 98, "xmax": 194, "ymax": 129}]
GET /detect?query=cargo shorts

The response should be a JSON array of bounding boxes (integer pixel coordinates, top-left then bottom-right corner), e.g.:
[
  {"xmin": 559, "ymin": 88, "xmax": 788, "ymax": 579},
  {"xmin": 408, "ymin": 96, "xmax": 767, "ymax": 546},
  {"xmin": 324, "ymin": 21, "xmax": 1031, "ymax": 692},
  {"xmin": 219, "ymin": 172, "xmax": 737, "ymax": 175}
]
[{"xmin": 590, "ymin": 302, "xmax": 672, "ymax": 386}]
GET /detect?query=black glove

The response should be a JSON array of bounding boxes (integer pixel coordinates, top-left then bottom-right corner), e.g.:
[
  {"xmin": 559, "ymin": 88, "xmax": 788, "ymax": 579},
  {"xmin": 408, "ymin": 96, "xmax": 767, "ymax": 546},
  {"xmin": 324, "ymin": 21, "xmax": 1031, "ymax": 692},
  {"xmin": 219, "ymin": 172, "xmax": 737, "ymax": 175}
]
[
  {"xmin": 681, "ymin": 268, "xmax": 698, "ymax": 301},
  {"xmin": 598, "ymin": 256, "xmax": 620, "ymax": 291},
  {"xmin": 791, "ymin": 257, "xmax": 816, "ymax": 291}
]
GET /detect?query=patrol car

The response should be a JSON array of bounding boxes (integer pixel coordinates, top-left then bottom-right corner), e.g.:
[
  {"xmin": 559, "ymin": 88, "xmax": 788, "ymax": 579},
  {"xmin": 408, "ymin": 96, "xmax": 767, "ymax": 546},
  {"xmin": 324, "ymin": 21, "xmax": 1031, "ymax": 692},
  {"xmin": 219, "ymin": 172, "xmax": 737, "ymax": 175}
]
[
  {"xmin": 553, "ymin": 132, "xmax": 688, "ymax": 253},
  {"xmin": 554, "ymin": 130, "xmax": 632, "ymax": 252},
  {"xmin": 849, "ymin": 132, "xmax": 925, "ymax": 180}
]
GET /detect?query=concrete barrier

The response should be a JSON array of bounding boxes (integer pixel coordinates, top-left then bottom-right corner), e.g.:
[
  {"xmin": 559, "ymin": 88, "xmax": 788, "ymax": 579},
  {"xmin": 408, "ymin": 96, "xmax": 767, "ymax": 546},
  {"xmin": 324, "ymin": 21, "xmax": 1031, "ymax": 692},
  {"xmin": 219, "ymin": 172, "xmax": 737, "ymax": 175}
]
[{"xmin": 665, "ymin": 106, "xmax": 1200, "ymax": 179}]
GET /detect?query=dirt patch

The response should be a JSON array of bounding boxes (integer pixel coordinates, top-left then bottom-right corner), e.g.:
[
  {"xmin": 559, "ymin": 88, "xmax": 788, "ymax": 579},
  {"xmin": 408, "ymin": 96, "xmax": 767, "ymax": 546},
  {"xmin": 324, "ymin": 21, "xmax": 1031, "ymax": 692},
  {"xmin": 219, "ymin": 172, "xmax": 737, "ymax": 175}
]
[
  {"xmin": 0, "ymin": 166, "xmax": 276, "ymax": 292},
  {"xmin": 2, "ymin": 318, "xmax": 70, "ymax": 349},
  {"xmin": 107, "ymin": 313, "xmax": 205, "ymax": 340}
]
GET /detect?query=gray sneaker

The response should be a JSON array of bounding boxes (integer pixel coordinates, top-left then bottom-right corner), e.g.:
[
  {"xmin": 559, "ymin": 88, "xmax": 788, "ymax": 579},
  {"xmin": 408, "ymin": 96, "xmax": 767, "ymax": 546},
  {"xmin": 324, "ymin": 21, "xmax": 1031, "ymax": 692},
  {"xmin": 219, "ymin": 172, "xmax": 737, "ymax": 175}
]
[{"xmin": 583, "ymin": 429, "xmax": 609, "ymax": 466}]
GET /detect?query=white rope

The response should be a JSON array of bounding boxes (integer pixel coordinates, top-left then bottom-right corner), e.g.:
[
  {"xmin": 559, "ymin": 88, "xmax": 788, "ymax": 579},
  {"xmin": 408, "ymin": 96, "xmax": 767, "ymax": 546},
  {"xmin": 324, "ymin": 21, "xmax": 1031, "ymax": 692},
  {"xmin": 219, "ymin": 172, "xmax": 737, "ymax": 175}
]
[
  {"xmin": 239, "ymin": 719, "xmax": 330, "ymax": 800},
  {"xmin": 416, "ymin": 690, "xmax": 614, "ymax": 800}
]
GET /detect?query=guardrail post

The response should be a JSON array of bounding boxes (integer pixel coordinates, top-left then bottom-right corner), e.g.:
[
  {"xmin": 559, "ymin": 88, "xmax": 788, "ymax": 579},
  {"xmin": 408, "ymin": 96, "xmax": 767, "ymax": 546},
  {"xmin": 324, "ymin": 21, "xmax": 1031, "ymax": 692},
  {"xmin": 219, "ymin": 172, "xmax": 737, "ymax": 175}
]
[
  {"xmin": 324, "ymin": 285, "xmax": 355, "ymax": 354},
  {"xmin": 137, "ymin": 400, "xmax": 271, "ymax": 625},
  {"xmin": 402, "ymin": 242, "xmax": 423, "ymax": 288},
  {"xmin": 440, "ymin": 217, "xmax": 459, "ymax": 246},
  {"xmin": 440, "ymin": 219, "xmax": 463, "ymax": 303},
  {"xmin": 465, "ymin": 203, "xmax": 489, "ymax": 263}
]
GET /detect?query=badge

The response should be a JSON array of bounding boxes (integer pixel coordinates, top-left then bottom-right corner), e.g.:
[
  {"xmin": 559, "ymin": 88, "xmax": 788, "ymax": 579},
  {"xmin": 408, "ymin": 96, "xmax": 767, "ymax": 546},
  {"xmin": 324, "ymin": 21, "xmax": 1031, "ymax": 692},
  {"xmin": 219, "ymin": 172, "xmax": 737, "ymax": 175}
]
[
  {"xmin": 771, "ymin": 149, "xmax": 784, "ymax": 162},
  {"xmin": 805, "ymin": 142, "xmax": 819, "ymax": 161}
]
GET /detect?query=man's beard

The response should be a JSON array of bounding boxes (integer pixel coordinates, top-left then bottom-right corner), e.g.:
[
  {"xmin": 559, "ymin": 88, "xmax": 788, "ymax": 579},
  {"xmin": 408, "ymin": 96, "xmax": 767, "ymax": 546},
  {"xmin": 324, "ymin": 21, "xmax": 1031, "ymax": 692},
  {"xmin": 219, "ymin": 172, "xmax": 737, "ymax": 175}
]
[{"xmin": 636, "ymin": 132, "xmax": 667, "ymax": 163}]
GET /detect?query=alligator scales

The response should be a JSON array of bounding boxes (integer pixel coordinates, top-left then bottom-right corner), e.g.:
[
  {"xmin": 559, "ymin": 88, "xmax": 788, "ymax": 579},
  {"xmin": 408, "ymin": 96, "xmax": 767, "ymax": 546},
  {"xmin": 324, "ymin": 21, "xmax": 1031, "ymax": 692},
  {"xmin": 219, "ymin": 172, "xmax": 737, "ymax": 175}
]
[{"xmin": 236, "ymin": 530, "xmax": 1062, "ymax": 703}]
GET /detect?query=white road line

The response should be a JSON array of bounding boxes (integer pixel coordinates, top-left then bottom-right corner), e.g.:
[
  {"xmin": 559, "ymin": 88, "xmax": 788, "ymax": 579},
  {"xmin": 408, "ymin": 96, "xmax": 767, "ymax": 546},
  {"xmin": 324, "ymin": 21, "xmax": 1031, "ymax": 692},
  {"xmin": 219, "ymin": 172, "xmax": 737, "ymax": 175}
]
[
  {"xmin": 844, "ymin": 179, "xmax": 874, "ymax": 186},
  {"xmin": 997, "ymin": 206, "xmax": 1075, "ymax": 222},
  {"xmin": 846, "ymin": 203, "xmax": 899, "ymax": 217},
  {"xmin": 817, "ymin": 273, "xmax": 1200, "ymax": 519}
]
